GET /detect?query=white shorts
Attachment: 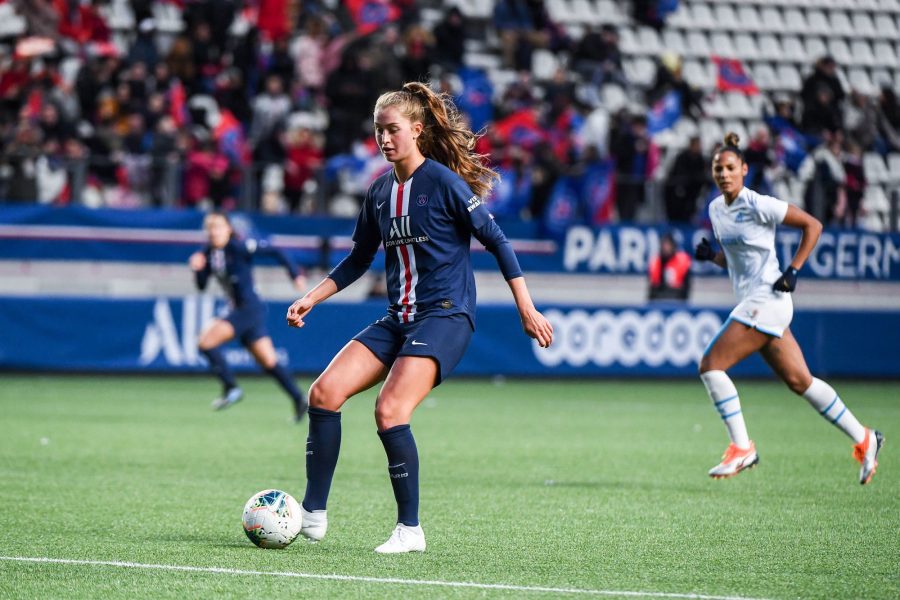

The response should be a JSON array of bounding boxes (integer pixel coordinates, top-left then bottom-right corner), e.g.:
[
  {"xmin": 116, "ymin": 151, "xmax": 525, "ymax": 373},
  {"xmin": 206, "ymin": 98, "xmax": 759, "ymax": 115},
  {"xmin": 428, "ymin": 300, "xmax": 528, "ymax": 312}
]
[{"xmin": 728, "ymin": 290, "xmax": 794, "ymax": 338}]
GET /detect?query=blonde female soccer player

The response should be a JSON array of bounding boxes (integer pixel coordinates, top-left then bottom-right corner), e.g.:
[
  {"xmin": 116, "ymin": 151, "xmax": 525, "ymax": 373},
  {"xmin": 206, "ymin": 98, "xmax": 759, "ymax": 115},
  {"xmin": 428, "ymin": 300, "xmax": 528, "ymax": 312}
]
[
  {"xmin": 286, "ymin": 82, "xmax": 553, "ymax": 553},
  {"xmin": 695, "ymin": 132, "xmax": 883, "ymax": 484}
]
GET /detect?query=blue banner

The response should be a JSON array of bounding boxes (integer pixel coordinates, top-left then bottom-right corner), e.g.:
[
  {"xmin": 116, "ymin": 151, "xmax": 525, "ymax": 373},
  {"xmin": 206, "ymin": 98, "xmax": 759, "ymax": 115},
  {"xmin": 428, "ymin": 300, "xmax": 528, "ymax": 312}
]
[
  {"xmin": 2, "ymin": 206, "xmax": 900, "ymax": 281},
  {"xmin": 0, "ymin": 296, "xmax": 896, "ymax": 378}
]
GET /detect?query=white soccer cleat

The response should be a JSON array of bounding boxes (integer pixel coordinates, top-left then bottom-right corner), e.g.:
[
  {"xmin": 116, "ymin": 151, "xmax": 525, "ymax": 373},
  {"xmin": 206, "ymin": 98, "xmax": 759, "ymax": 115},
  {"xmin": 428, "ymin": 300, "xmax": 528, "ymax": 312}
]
[
  {"xmin": 299, "ymin": 506, "xmax": 327, "ymax": 542},
  {"xmin": 211, "ymin": 387, "xmax": 243, "ymax": 411},
  {"xmin": 708, "ymin": 442, "xmax": 759, "ymax": 479},
  {"xmin": 374, "ymin": 523, "xmax": 426, "ymax": 554},
  {"xmin": 853, "ymin": 429, "xmax": 884, "ymax": 485}
]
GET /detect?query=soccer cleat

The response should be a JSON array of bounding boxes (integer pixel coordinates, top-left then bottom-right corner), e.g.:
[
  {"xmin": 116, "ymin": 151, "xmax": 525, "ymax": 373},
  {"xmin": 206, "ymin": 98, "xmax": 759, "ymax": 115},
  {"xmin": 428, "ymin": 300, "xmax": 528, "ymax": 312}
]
[
  {"xmin": 708, "ymin": 442, "xmax": 759, "ymax": 479},
  {"xmin": 853, "ymin": 429, "xmax": 884, "ymax": 485},
  {"xmin": 211, "ymin": 387, "xmax": 243, "ymax": 411},
  {"xmin": 374, "ymin": 523, "xmax": 426, "ymax": 554},
  {"xmin": 299, "ymin": 506, "xmax": 327, "ymax": 542}
]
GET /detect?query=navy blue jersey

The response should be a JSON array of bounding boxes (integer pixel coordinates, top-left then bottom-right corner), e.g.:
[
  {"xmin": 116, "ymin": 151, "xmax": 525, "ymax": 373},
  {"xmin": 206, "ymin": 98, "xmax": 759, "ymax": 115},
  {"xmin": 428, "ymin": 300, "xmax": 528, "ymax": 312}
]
[
  {"xmin": 329, "ymin": 158, "xmax": 522, "ymax": 325},
  {"xmin": 195, "ymin": 237, "xmax": 300, "ymax": 308}
]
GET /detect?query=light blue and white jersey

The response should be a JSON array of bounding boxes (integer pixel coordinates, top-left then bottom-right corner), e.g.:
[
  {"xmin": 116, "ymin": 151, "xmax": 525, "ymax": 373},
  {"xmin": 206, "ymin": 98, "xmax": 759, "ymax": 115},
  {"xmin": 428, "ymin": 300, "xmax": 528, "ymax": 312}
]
[{"xmin": 709, "ymin": 186, "xmax": 789, "ymax": 302}]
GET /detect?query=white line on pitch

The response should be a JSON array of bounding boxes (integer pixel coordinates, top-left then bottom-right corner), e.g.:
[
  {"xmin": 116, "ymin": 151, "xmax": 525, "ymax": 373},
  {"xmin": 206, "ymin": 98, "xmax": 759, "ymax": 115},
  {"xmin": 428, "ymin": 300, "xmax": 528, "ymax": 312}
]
[{"xmin": 0, "ymin": 556, "xmax": 773, "ymax": 600}]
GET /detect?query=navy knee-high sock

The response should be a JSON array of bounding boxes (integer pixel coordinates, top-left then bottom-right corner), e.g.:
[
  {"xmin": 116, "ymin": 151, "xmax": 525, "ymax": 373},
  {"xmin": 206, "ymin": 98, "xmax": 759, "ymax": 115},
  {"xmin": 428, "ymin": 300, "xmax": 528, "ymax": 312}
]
[
  {"xmin": 303, "ymin": 407, "xmax": 341, "ymax": 512},
  {"xmin": 201, "ymin": 347, "xmax": 237, "ymax": 392},
  {"xmin": 378, "ymin": 424, "xmax": 420, "ymax": 527},
  {"xmin": 266, "ymin": 364, "xmax": 306, "ymax": 409}
]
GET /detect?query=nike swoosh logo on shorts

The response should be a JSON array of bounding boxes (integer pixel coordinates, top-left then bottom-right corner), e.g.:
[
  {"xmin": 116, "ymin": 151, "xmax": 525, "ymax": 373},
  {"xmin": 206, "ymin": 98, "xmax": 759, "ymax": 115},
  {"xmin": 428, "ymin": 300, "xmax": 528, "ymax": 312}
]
[{"xmin": 410, "ymin": 340, "xmax": 427, "ymax": 346}]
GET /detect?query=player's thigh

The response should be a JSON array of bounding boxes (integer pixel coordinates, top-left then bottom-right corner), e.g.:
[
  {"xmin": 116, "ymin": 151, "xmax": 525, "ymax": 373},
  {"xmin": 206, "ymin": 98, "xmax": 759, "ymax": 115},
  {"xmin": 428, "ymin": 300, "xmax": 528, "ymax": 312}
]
[
  {"xmin": 310, "ymin": 340, "xmax": 389, "ymax": 411},
  {"xmin": 198, "ymin": 319, "xmax": 235, "ymax": 349},
  {"xmin": 759, "ymin": 328, "xmax": 813, "ymax": 394},
  {"xmin": 247, "ymin": 336, "xmax": 278, "ymax": 370},
  {"xmin": 700, "ymin": 320, "xmax": 770, "ymax": 373},
  {"xmin": 374, "ymin": 356, "xmax": 439, "ymax": 429}
]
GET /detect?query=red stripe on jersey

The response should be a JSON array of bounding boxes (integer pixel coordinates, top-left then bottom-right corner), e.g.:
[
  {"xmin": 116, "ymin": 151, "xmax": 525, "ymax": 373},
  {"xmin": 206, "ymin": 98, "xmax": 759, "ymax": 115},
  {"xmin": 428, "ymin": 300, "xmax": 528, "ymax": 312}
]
[{"xmin": 395, "ymin": 181, "xmax": 414, "ymax": 323}]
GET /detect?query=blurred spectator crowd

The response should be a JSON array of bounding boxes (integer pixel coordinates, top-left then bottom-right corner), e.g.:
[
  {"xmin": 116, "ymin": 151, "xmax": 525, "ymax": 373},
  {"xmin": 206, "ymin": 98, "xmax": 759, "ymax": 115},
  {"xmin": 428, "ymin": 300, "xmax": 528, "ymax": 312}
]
[{"xmin": 1, "ymin": 0, "xmax": 899, "ymax": 231}]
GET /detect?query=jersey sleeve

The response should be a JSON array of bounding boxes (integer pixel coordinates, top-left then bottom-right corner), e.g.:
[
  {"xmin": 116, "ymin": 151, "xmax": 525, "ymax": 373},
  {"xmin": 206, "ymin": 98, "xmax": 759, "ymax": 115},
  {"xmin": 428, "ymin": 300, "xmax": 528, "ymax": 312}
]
[
  {"xmin": 328, "ymin": 189, "xmax": 381, "ymax": 290},
  {"xmin": 448, "ymin": 176, "xmax": 523, "ymax": 281},
  {"xmin": 244, "ymin": 238, "xmax": 301, "ymax": 280},
  {"xmin": 194, "ymin": 246, "xmax": 211, "ymax": 290},
  {"xmin": 753, "ymin": 194, "xmax": 789, "ymax": 226}
]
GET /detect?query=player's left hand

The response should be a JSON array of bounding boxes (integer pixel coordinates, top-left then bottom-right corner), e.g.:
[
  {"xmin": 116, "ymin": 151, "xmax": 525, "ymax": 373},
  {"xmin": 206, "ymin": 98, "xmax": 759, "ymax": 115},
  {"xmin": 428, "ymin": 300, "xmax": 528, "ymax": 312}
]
[
  {"xmin": 286, "ymin": 297, "xmax": 314, "ymax": 328},
  {"xmin": 521, "ymin": 308, "xmax": 553, "ymax": 348},
  {"xmin": 772, "ymin": 266, "xmax": 799, "ymax": 292}
]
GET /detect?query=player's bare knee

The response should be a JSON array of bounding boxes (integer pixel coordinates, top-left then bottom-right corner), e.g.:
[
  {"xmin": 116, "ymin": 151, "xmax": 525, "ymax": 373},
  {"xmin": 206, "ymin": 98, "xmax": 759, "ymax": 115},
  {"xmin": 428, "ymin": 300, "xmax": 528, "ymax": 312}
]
[
  {"xmin": 308, "ymin": 377, "xmax": 342, "ymax": 411},
  {"xmin": 374, "ymin": 399, "xmax": 406, "ymax": 430}
]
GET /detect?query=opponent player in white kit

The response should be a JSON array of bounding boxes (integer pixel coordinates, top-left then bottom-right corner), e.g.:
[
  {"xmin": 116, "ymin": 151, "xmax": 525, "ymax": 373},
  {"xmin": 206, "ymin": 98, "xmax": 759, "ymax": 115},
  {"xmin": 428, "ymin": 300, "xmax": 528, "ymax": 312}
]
[{"xmin": 695, "ymin": 133, "xmax": 883, "ymax": 484}]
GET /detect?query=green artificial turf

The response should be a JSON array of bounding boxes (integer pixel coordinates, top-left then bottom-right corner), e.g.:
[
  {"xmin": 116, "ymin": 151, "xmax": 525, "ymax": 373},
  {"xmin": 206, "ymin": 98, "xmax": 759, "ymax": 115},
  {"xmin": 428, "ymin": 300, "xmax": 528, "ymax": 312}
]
[{"xmin": 0, "ymin": 375, "xmax": 897, "ymax": 599}]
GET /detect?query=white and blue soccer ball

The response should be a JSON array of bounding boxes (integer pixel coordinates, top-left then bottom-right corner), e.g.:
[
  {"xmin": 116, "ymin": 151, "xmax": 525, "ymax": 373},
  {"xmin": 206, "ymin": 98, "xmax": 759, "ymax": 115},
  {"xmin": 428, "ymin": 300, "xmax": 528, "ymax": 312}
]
[{"xmin": 241, "ymin": 489, "xmax": 302, "ymax": 549}]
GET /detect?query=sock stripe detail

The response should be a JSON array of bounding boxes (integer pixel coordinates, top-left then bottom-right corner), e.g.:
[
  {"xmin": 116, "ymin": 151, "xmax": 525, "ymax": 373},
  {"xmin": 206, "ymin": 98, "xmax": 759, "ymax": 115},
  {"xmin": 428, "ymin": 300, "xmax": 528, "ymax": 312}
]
[
  {"xmin": 820, "ymin": 395, "xmax": 839, "ymax": 415},
  {"xmin": 831, "ymin": 407, "xmax": 847, "ymax": 423},
  {"xmin": 714, "ymin": 394, "xmax": 739, "ymax": 406},
  {"xmin": 721, "ymin": 409, "xmax": 742, "ymax": 420}
]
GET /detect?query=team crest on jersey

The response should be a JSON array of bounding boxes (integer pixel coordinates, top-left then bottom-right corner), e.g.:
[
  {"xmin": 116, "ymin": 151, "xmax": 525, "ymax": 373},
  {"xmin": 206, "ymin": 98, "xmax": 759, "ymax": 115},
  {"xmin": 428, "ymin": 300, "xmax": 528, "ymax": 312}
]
[{"xmin": 416, "ymin": 194, "xmax": 428, "ymax": 206}]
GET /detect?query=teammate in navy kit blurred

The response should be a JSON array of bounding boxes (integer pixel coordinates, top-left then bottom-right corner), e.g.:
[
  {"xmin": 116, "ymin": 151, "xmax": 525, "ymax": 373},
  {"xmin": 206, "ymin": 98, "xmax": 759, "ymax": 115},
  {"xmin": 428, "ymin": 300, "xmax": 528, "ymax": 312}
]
[
  {"xmin": 190, "ymin": 212, "xmax": 308, "ymax": 421},
  {"xmin": 286, "ymin": 82, "xmax": 553, "ymax": 553}
]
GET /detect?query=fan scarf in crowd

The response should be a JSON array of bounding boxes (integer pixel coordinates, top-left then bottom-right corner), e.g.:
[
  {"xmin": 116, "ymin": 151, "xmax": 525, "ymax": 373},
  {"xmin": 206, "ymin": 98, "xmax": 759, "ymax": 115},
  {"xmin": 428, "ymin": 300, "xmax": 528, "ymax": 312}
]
[{"xmin": 712, "ymin": 56, "xmax": 759, "ymax": 95}]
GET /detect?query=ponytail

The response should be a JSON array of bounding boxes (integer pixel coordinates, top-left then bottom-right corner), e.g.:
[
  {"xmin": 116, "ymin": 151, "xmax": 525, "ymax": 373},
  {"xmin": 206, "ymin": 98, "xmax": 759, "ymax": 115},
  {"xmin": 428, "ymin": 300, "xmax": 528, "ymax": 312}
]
[
  {"xmin": 375, "ymin": 82, "xmax": 499, "ymax": 198},
  {"xmin": 715, "ymin": 131, "xmax": 744, "ymax": 162}
]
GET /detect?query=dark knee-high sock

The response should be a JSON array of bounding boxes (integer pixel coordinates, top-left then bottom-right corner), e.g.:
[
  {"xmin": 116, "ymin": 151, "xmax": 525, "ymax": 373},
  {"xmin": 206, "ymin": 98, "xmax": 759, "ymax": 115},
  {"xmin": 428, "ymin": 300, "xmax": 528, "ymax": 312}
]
[
  {"xmin": 266, "ymin": 364, "xmax": 306, "ymax": 407},
  {"xmin": 303, "ymin": 407, "xmax": 341, "ymax": 512},
  {"xmin": 201, "ymin": 347, "xmax": 237, "ymax": 392},
  {"xmin": 378, "ymin": 424, "xmax": 420, "ymax": 527}
]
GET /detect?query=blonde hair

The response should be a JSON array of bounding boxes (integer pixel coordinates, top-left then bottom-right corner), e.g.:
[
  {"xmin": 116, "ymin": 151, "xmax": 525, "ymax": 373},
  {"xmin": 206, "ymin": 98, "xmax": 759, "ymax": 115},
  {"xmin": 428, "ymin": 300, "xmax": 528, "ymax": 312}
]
[{"xmin": 374, "ymin": 82, "xmax": 498, "ymax": 199}]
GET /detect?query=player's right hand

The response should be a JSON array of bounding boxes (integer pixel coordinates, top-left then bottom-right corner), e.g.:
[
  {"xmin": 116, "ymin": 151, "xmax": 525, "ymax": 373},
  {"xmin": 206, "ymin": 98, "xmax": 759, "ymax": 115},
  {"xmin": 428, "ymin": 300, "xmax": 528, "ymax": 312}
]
[
  {"xmin": 286, "ymin": 297, "xmax": 314, "ymax": 328},
  {"xmin": 694, "ymin": 238, "xmax": 716, "ymax": 262},
  {"xmin": 189, "ymin": 252, "xmax": 206, "ymax": 271}
]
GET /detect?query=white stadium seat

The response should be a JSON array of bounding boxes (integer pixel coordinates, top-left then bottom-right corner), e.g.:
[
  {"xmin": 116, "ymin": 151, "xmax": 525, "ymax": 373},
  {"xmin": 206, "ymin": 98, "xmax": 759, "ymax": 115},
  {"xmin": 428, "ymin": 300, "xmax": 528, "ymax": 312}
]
[
  {"xmin": 636, "ymin": 27, "xmax": 663, "ymax": 57},
  {"xmin": 734, "ymin": 34, "xmax": 760, "ymax": 61},
  {"xmin": 830, "ymin": 11, "xmax": 854, "ymax": 37},
  {"xmin": 887, "ymin": 154, "xmax": 900, "ymax": 183},
  {"xmin": 750, "ymin": 63, "xmax": 778, "ymax": 91},
  {"xmin": 806, "ymin": 10, "xmax": 830, "ymax": 35},
  {"xmin": 758, "ymin": 34, "xmax": 785, "ymax": 62},
  {"xmin": 761, "ymin": 7, "xmax": 785, "ymax": 33},
  {"xmin": 847, "ymin": 68, "xmax": 876, "ymax": 94},
  {"xmin": 874, "ymin": 14, "xmax": 899, "ymax": 39},
  {"xmin": 571, "ymin": 0, "xmax": 600, "ymax": 26},
  {"xmin": 690, "ymin": 3, "xmax": 717, "ymax": 30},
  {"xmin": 683, "ymin": 59, "xmax": 715, "ymax": 90},
  {"xmin": 595, "ymin": 0, "xmax": 627, "ymax": 25},
  {"xmin": 776, "ymin": 64, "xmax": 802, "ymax": 91},
  {"xmin": 873, "ymin": 41, "xmax": 897, "ymax": 67},
  {"xmin": 686, "ymin": 31, "xmax": 712, "ymax": 59},
  {"xmin": 828, "ymin": 38, "xmax": 853, "ymax": 66},
  {"xmin": 864, "ymin": 152, "xmax": 890, "ymax": 184},
  {"xmin": 852, "ymin": 13, "xmax": 878, "ymax": 38},
  {"xmin": 781, "ymin": 36, "xmax": 807, "ymax": 64},
  {"xmin": 736, "ymin": 6, "xmax": 762, "ymax": 33},
  {"xmin": 710, "ymin": 32, "xmax": 737, "ymax": 58},
  {"xmin": 805, "ymin": 37, "xmax": 829, "ymax": 63},
  {"xmin": 662, "ymin": 30, "xmax": 688, "ymax": 58},
  {"xmin": 851, "ymin": 40, "xmax": 876, "ymax": 67},
  {"xmin": 713, "ymin": 4, "xmax": 738, "ymax": 29},
  {"xmin": 784, "ymin": 8, "xmax": 809, "ymax": 33},
  {"xmin": 531, "ymin": 49, "xmax": 559, "ymax": 80}
]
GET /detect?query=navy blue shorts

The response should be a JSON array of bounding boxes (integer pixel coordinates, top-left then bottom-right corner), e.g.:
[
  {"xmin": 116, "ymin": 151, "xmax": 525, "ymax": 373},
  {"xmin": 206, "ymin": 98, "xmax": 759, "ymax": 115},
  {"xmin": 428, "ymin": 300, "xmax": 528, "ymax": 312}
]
[
  {"xmin": 353, "ymin": 314, "xmax": 474, "ymax": 385},
  {"xmin": 223, "ymin": 303, "xmax": 269, "ymax": 345}
]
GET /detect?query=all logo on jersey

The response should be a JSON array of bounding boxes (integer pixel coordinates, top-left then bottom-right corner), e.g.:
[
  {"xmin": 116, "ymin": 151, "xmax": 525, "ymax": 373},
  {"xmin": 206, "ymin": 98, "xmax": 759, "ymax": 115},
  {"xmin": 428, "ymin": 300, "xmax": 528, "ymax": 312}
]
[
  {"xmin": 385, "ymin": 214, "xmax": 429, "ymax": 248},
  {"xmin": 390, "ymin": 216, "xmax": 412, "ymax": 239}
]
